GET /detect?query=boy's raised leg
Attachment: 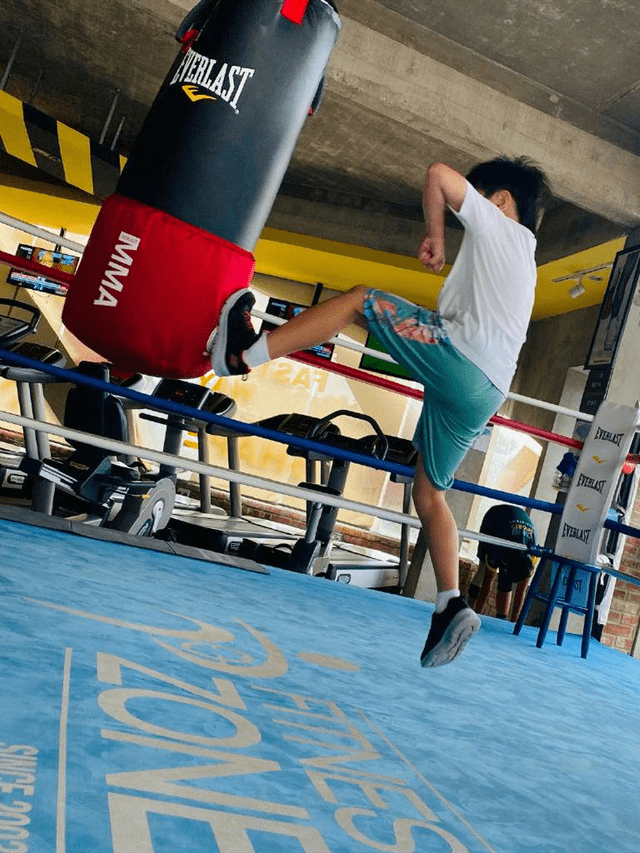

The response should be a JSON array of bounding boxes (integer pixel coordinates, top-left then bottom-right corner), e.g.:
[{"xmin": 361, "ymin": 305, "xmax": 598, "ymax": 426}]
[
  {"xmin": 266, "ymin": 285, "xmax": 369, "ymax": 360},
  {"xmin": 210, "ymin": 285, "xmax": 369, "ymax": 376}
]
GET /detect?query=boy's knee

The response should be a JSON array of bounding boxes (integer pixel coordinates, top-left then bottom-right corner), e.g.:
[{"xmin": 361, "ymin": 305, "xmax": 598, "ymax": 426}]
[
  {"xmin": 346, "ymin": 284, "xmax": 369, "ymax": 325},
  {"xmin": 412, "ymin": 474, "xmax": 445, "ymax": 515},
  {"xmin": 349, "ymin": 284, "xmax": 369, "ymax": 306}
]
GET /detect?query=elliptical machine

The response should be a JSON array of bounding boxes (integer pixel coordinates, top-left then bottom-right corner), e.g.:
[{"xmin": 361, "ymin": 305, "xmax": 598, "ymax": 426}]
[
  {"xmin": 0, "ymin": 298, "xmax": 229, "ymax": 536},
  {"xmin": 0, "ymin": 298, "xmax": 67, "ymax": 514},
  {"xmin": 231, "ymin": 409, "xmax": 418, "ymax": 584},
  {"xmin": 21, "ymin": 360, "xmax": 178, "ymax": 535},
  {"xmin": 19, "ymin": 366, "xmax": 238, "ymax": 536}
]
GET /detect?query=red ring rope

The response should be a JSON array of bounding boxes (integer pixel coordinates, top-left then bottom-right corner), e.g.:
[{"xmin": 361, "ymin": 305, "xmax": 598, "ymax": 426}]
[
  {"xmin": 291, "ymin": 351, "xmax": 640, "ymax": 465},
  {"xmin": 0, "ymin": 250, "xmax": 76, "ymax": 285}
]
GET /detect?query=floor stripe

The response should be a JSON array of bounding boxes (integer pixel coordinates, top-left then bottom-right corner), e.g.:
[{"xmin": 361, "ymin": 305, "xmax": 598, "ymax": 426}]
[{"xmin": 56, "ymin": 647, "xmax": 73, "ymax": 853}]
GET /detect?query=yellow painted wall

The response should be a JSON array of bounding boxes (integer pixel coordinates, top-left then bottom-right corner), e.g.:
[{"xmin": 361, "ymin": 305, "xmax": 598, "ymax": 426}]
[{"xmin": 0, "ymin": 175, "xmax": 99, "ymax": 238}]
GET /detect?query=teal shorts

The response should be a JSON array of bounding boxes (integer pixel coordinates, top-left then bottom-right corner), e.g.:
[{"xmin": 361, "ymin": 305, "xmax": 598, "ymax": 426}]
[{"xmin": 362, "ymin": 289, "xmax": 504, "ymax": 490}]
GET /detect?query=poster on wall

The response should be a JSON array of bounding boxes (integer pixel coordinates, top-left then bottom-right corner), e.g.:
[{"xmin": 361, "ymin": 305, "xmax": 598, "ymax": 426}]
[{"xmin": 585, "ymin": 244, "xmax": 640, "ymax": 370}]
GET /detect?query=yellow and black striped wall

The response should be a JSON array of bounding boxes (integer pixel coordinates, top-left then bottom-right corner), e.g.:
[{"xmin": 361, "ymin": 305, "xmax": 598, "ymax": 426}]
[{"xmin": 0, "ymin": 90, "xmax": 124, "ymax": 201}]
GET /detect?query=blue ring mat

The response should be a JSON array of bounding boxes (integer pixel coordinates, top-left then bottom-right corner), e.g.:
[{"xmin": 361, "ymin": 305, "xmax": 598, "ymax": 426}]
[{"xmin": 1, "ymin": 515, "xmax": 639, "ymax": 853}]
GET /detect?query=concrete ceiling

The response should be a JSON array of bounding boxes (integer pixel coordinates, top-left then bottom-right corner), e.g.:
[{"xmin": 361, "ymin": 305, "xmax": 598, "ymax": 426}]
[{"xmin": 2, "ymin": 0, "xmax": 640, "ymax": 319}]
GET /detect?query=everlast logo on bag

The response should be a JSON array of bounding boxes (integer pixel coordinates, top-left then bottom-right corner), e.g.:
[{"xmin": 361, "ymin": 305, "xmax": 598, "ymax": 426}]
[
  {"xmin": 93, "ymin": 232, "xmax": 140, "ymax": 307},
  {"xmin": 170, "ymin": 49, "xmax": 255, "ymax": 112}
]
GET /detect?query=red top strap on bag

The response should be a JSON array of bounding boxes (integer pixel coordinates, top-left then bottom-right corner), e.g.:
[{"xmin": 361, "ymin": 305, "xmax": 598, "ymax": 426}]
[
  {"xmin": 179, "ymin": 28, "xmax": 200, "ymax": 51},
  {"xmin": 281, "ymin": 0, "xmax": 309, "ymax": 24}
]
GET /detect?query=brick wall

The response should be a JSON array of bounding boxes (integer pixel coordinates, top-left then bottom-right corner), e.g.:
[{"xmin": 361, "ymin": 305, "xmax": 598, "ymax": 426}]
[
  {"xmin": 602, "ymin": 500, "xmax": 640, "ymax": 654},
  {"xmin": 205, "ymin": 486, "xmax": 408, "ymax": 558}
]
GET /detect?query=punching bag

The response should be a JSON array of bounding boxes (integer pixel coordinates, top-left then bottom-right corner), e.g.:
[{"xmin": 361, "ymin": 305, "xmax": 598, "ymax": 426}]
[{"xmin": 62, "ymin": 0, "xmax": 341, "ymax": 378}]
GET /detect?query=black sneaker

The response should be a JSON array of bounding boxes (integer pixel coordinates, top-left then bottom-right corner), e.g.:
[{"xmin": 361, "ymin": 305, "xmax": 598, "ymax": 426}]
[
  {"xmin": 420, "ymin": 596, "xmax": 480, "ymax": 668},
  {"xmin": 209, "ymin": 289, "xmax": 259, "ymax": 376}
]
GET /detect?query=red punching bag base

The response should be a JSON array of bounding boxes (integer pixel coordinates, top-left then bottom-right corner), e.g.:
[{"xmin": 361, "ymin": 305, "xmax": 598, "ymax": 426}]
[{"xmin": 62, "ymin": 194, "xmax": 256, "ymax": 378}]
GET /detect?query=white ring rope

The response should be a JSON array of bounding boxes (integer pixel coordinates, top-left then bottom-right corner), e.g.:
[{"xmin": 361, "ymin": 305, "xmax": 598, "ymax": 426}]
[
  {"xmin": 251, "ymin": 307, "xmax": 398, "ymax": 364},
  {"xmin": 1, "ymin": 209, "xmax": 592, "ymax": 423},
  {"xmin": 0, "ymin": 409, "xmax": 528, "ymax": 553},
  {"xmin": 505, "ymin": 391, "xmax": 593, "ymax": 422},
  {"xmin": 0, "ymin": 211, "xmax": 86, "ymax": 254}
]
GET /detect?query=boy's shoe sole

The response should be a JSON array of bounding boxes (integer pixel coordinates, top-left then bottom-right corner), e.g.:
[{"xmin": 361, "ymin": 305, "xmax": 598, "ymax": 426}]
[
  {"xmin": 208, "ymin": 289, "xmax": 255, "ymax": 376},
  {"xmin": 420, "ymin": 607, "xmax": 481, "ymax": 668}
]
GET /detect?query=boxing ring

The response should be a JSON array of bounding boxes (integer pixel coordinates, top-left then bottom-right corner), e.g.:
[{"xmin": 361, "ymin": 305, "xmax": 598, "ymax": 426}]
[
  {"xmin": 1, "ymin": 496, "xmax": 640, "ymax": 853},
  {"xmin": 2, "ymin": 219, "xmax": 640, "ymax": 576},
  {"xmin": 1, "ymin": 221, "xmax": 640, "ymax": 852},
  {"xmin": 2, "ymin": 0, "xmax": 639, "ymax": 844},
  {"xmin": 2, "ymin": 220, "xmax": 640, "ymax": 571}
]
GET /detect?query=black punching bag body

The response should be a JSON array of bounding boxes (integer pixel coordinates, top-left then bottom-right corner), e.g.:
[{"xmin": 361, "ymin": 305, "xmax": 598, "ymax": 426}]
[{"xmin": 63, "ymin": 0, "xmax": 341, "ymax": 378}]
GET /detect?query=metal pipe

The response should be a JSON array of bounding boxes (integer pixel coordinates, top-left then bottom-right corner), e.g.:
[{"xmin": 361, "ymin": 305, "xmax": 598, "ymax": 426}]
[
  {"xmin": 99, "ymin": 89, "xmax": 120, "ymax": 145},
  {"xmin": 28, "ymin": 69, "xmax": 43, "ymax": 104},
  {"xmin": 226, "ymin": 436, "xmax": 242, "ymax": 518},
  {"xmin": 0, "ymin": 35, "xmax": 21, "ymax": 90},
  {"xmin": 0, "ymin": 407, "xmax": 538, "ymax": 551},
  {"xmin": 398, "ymin": 480, "xmax": 412, "ymax": 587},
  {"xmin": 197, "ymin": 425, "xmax": 212, "ymax": 514},
  {"xmin": 15, "ymin": 382, "xmax": 37, "ymax": 458},
  {"xmin": 111, "ymin": 115, "xmax": 126, "ymax": 151},
  {"xmin": 0, "ymin": 211, "xmax": 86, "ymax": 253}
]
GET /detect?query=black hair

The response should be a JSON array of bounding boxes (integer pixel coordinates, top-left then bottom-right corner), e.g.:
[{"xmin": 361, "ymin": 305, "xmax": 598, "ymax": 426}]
[{"xmin": 466, "ymin": 156, "xmax": 551, "ymax": 234}]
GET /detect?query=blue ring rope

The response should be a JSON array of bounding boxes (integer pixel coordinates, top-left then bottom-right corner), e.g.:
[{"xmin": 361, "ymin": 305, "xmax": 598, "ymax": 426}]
[
  {"xmin": 529, "ymin": 546, "xmax": 640, "ymax": 588},
  {"xmin": 2, "ymin": 346, "xmax": 639, "ymax": 539}
]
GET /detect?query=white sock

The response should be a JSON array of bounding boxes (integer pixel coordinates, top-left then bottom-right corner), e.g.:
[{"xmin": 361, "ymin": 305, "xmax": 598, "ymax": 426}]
[
  {"xmin": 435, "ymin": 589, "xmax": 460, "ymax": 613},
  {"xmin": 243, "ymin": 333, "xmax": 271, "ymax": 368}
]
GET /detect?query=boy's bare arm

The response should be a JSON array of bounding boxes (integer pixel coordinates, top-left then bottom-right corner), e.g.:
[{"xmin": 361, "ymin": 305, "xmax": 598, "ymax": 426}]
[{"xmin": 418, "ymin": 162, "xmax": 468, "ymax": 272}]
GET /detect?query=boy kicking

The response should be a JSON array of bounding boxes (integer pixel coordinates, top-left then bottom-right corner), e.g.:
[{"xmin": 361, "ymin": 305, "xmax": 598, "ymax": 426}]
[{"xmin": 209, "ymin": 156, "xmax": 550, "ymax": 667}]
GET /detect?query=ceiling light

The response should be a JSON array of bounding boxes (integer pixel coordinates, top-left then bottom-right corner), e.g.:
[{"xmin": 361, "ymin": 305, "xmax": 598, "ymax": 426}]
[{"xmin": 553, "ymin": 262, "xmax": 613, "ymax": 286}]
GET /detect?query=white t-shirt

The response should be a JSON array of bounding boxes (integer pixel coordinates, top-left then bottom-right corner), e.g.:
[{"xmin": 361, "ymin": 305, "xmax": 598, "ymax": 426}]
[{"xmin": 437, "ymin": 181, "xmax": 537, "ymax": 396}]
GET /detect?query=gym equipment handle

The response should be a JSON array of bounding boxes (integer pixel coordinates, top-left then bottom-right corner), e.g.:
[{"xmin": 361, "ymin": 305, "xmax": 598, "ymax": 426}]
[
  {"xmin": 309, "ymin": 409, "xmax": 389, "ymax": 460},
  {"xmin": 0, "ymin": 298, "xmax": 40, "ymax": 347}
]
